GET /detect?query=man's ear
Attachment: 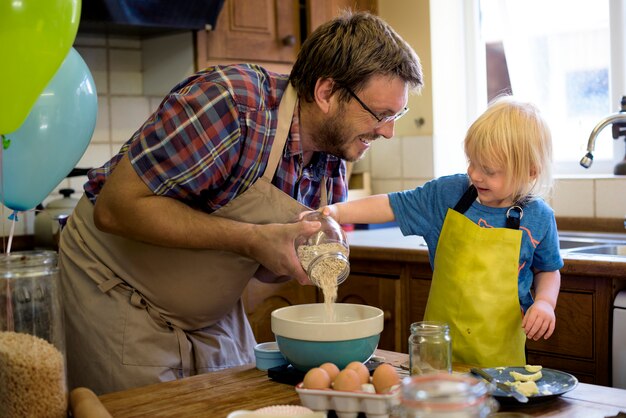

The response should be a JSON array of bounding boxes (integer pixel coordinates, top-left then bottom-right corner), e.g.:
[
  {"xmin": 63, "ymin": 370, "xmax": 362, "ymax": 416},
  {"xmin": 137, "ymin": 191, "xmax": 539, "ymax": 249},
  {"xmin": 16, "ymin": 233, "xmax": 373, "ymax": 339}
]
[{"xmin": 313, "ymin": 78, "xmax": 336, "ymax": 114}]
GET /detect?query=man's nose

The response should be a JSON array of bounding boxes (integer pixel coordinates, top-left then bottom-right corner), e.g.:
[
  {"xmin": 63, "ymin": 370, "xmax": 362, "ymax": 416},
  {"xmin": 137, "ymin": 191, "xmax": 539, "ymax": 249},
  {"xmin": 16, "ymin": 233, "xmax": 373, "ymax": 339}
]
[{"xmin": 374, "ymin": 120, "xmax": 395, "ymax": 139}]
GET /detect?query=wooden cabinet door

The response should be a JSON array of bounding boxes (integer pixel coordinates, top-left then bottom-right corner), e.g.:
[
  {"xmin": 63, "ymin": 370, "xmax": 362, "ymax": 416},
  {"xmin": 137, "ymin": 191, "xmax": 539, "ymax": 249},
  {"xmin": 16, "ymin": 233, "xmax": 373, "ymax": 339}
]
[
  {"xmin": 307, "ymin": 0, "xmax": 377, "ymax": 32},
  {"xmin": 526, "ymin": 275, "xmax": 613, "ymax": 385},
  {"xmin": 197, "ymin": 0, "xmax": 298, "ymax": 66},
  {"xmin": 242, "ymin": 278, "xmax": 317, "ymax": 343},
  {"xmin": 197, "ymin": 0, "xmax": 377, "ymax": 70},
  {"xmin": 339, "ymin": 262, "xmax": 402, "ymax": 352}
]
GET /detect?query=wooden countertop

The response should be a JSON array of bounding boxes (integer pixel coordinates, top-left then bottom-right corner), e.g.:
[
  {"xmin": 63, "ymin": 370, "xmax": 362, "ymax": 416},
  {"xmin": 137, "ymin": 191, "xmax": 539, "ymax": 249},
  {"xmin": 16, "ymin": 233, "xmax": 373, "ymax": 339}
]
[
  {"xmin": 346, "ymin": 227, "xmax": 626, "ymax": 277},
  {"xmin": 97, "ymin": 350, "xmax": 626, "ymax": 417}
]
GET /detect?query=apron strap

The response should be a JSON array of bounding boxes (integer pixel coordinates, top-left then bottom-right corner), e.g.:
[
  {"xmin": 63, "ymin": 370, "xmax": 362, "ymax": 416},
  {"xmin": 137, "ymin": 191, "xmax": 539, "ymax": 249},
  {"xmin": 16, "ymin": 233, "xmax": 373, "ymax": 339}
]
[
  {"xmin": 452, "ymin": 184, "xmax": 524, "ymax": 230},
  {"xmin": 320, "ymin": 176, "xmax": 328, "ymax": 206},
  {"xmin": 453, "ymin": 184, "xmax": 478, "ymax": 214},
  {"xmin": 262, "ymin": 84, "xmax": 297, "ymax": 182},
  {"xmin": 506, "ymin": 205, "xmax": 524, "ymax": 229}
]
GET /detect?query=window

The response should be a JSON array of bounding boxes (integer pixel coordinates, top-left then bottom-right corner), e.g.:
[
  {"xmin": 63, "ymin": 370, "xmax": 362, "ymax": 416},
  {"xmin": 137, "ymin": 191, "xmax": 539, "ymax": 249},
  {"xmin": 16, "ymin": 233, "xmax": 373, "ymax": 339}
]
[
  {"xmin": 480, "ymin": 0, "xmax": 617, "ymax": 175},
  {"xmin": 430, "ymin": 0, "xmax": 625, "ymax": 176}
]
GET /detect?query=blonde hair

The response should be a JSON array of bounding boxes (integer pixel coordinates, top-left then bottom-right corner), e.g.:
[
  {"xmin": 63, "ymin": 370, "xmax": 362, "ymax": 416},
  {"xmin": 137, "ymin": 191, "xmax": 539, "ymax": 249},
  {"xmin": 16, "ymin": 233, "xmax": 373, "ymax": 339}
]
[{"xmin": 464, "ymin": 96, "xmax": 553, "ymax": 202}]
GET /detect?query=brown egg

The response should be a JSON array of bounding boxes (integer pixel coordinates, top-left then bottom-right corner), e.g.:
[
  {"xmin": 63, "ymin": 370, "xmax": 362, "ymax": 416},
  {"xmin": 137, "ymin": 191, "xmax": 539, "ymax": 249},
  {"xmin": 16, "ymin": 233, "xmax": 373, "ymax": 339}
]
[
  {"xmin": 345, "ymin": 361, "xmax": 370, "ymax": 384},
  {"xmin": 372, "ymin": 363, "xmax": 400, "ymax": 394},
  {"xmin": 302, "ymin": 367, "xmax": 331, "ymax": 389},
  {"xmin": 319, "ymin": 362, "xmax": 340, "ymax": 382},
  {"xmin": 332, "ymin": 368, "xmax": 362, "ymax": 392}
]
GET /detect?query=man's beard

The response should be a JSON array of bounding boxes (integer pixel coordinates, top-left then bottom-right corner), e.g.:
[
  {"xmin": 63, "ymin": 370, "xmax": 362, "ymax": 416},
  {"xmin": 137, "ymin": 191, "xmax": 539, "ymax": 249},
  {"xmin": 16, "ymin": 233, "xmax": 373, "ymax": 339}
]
[{"xmin": 314, "ymin": 110, "xmax": 351, "ymax": 160}]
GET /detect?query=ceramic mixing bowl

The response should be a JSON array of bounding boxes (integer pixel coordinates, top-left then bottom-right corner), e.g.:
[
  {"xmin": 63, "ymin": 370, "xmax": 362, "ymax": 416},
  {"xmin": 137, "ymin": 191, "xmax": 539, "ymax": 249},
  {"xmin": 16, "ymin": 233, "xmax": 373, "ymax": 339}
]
[{"xmin": 271, "ymin": 303, "xmax": 384, "ymax": 371}]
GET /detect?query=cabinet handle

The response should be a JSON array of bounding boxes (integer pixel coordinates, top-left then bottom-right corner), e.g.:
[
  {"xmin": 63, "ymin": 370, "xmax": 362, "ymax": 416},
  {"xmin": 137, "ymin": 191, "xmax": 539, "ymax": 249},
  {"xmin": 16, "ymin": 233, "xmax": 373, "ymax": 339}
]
[
  {"xmin": 384, "ymin": 310, "xmax": 392, "ymax": 321},
  {"xmin": 282, "ymin": 35, "xmax": 296, "ymax": 46}
]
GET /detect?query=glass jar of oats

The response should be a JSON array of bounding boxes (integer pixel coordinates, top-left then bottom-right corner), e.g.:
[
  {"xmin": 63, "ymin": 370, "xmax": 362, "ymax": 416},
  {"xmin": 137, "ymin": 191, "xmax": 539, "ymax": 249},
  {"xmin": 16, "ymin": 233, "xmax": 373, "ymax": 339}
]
[
  {"xmin": 295, "ymin": 212, "xmax": 350, "ymax": 287},
  {"xmin": 0, "ymin": 251, "xmax": 67, "ymax": 418}
]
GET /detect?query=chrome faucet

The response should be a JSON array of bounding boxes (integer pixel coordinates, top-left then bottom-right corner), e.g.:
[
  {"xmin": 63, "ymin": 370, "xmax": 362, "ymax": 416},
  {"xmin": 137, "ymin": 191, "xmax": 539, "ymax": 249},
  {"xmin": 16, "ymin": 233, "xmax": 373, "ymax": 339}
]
[{"xmin": 580, "ymin": 95, "xmax": 626, "ymax": 174}]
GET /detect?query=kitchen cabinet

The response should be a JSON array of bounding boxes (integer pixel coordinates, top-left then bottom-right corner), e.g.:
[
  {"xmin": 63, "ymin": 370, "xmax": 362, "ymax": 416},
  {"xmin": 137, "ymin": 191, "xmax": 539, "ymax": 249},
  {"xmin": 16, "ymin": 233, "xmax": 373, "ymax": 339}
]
[
  {"xmin": 338, "ymin": 260, "xmax": 403, "ymax": 352},
  {"xmin": 242, "ymin": 228, "xmax": 626, "ymax": 386},
  {"xmin": 525, "ymin": 268, "xmax": 625, "ymax": 386},
  {"xmin": 242, "ymin": 278, "xmax": 317, "ymax": 343},
  {"xmin": 196, "ymin": 0, "xmax": 377, "ymax": 73}
]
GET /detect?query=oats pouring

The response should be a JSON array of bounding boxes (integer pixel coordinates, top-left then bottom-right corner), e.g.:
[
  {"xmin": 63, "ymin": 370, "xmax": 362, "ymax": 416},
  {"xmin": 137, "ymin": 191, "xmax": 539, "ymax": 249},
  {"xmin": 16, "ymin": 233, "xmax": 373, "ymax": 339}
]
[{"xmin": 295, "ymin": 213, "xmax": 350, "ymax": 321}]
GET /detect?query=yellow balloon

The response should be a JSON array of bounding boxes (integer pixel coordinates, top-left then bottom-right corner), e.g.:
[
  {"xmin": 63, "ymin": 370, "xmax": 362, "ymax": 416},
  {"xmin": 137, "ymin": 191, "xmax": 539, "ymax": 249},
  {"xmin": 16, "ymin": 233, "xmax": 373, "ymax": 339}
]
[{"xmin": 0, "ymin": 0, "xmax": 81, "ymax": 134}]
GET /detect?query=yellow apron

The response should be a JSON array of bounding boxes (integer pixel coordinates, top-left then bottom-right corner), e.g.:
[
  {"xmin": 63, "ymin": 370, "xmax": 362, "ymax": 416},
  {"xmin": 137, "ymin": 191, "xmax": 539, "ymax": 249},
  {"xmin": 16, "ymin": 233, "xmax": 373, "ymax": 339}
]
[{"xmin": 423, "ymin": 187, "xmax": 526, "ymax": 367}]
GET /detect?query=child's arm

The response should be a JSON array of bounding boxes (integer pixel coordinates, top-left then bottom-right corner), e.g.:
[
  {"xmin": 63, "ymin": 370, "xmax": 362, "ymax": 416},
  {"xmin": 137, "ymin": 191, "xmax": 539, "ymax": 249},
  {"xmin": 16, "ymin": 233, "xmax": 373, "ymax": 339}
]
[
  {"xmin": 522, "ymin": 269, "xmax": 561, "ymax": 341},
  {"xmin": 323, "ymin": 194, "xmax": 395, "ymax": 225}
]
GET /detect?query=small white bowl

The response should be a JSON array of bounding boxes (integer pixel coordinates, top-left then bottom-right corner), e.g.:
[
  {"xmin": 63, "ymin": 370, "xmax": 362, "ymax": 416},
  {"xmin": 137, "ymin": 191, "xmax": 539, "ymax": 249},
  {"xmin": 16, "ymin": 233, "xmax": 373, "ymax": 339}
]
[{"xmin": 254, "ymin": 341, "xmax": 289, "ymax": 371}]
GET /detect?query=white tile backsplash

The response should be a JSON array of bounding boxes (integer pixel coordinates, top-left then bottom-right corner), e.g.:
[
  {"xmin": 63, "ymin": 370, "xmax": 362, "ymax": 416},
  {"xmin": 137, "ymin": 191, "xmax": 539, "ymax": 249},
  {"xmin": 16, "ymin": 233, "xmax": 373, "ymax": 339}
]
[
  {"xmin": 91, "ymin": 97, "xmax": 110, "ymax": 144},
  {"xmin": 74, "ymin": 33, "xmax": 107, "ymax": 47},
  {"xmin": 77, "ymin": 144, "xmax": 114, "ymax": 171},
  {"xmin": 552, "ymin": 179, "xmax": 595, "ymax": 217},
  {"xmin": 372, "ymin": 179, "xmax": 404, "ymax": 195},
  {"xmin": 401, "ymin": 179, "xmax": 428, "ymax": 190},
  {"xmin": 401, "ymin": 136, "xmax": 434, "ymax": 178},
  {"xmin": 110, "ymin": 97, "xmax": 151, "ymax": 143},
  {"xmin": 75, "ymin": 46, "xmax": 108, "ymax": 94},
  {"xmin": 371, "ymin": 139, "xmax": 402, "ymax": 179},
  {"xmin": 110, "ymin": 71, "xmax": 143, "ymax": 95},
  {"xmin": 109, "ymin": 49, "xmax": 142, "ymax": 72},
  {"xmin": 595, "ymin": 178, "xmax": 626, "ymax": 218},
  {"xmin": 108, "ymin": 36, "xmax": 141, "ymax": 48}
]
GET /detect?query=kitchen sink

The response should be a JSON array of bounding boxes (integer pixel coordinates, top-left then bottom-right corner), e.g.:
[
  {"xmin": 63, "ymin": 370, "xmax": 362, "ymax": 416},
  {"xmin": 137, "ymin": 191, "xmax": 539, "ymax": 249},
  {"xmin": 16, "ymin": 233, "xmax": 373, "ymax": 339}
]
[
  {"xmin": 559, "ymin": 231, "xmax": 626, "ymax": 258},
  {"xmin": 567, "ymin": 244, "xmax": 626, "ymax": 256},
  {"xmin": 559, "ymin": 239, "xmax": 604, "ymax": 250}
]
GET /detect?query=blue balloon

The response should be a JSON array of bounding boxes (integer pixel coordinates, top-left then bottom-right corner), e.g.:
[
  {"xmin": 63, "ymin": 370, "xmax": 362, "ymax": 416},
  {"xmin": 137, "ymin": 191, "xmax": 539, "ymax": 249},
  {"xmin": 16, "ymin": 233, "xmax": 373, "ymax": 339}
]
[{"xmin": 1, "ymin": 48, "xmax": 97, "ymax": 211}]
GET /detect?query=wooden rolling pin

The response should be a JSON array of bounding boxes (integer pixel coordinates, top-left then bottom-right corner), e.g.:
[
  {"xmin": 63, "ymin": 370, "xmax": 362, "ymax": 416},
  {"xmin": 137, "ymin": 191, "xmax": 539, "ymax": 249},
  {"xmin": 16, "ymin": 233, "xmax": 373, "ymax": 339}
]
[{"xmin": 70, "ymin": 387, "xmax": 113, "ymax": 418}]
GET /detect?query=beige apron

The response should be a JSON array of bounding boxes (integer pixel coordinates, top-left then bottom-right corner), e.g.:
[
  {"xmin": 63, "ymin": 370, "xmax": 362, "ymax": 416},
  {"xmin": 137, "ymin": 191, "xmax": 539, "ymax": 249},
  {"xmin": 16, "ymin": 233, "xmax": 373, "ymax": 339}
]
[
  {"xmin": 423, "ymin": 190, "xmax": 526, "ymax": 368},
  {"xmin": 58, "ymin": 85, "xmax": 323, "ymax": 394}
]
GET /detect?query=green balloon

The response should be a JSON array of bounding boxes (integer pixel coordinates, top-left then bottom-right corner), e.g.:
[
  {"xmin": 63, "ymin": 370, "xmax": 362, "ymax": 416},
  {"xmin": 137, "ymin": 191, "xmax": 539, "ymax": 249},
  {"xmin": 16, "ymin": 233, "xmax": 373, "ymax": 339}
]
[{"xmin": 0, "ymin": 0, "xmax": 81, "ymax": 134}]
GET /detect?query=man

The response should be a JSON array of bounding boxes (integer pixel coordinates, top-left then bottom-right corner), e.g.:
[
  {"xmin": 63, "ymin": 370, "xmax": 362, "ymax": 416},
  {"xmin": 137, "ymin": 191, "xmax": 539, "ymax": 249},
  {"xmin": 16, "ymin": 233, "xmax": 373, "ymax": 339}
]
[{"xmin": 59, "ymin": 10, "xmax": 423, "ymax": 394}]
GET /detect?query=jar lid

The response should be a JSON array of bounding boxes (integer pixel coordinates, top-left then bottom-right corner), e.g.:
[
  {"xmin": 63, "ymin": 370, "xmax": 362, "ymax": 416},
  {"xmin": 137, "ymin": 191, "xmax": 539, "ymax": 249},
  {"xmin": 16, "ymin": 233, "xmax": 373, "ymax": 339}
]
[{"xmin": 0, "ymin": 251, "xmax": 58, "ymax": 278}]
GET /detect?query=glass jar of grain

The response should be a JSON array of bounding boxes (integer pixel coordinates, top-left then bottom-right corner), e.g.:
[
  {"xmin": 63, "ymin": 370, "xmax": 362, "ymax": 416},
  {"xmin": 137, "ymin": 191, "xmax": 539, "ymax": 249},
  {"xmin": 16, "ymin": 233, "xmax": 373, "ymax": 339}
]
[
  {"xmin": 0, "ymin": 251, "xmax": 67, "ymax": 418},
  {"xmin": 295, "ymin": 212, "xmax": 350, "ymax": 287}
]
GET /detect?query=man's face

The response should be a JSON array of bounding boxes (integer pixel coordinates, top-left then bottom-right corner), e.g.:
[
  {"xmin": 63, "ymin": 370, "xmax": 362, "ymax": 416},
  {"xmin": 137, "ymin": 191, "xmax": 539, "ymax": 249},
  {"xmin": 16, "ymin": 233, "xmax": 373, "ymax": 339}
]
[{"xmin": 314, "ymin": 75, "xmax": 409, "ymax": 162}]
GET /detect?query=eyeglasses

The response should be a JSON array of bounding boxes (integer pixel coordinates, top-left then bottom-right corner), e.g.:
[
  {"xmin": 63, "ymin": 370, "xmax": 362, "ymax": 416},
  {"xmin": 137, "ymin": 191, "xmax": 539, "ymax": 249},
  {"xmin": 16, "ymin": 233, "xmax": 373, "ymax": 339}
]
[{"xmin": 343, "ymin": 85, "xmax": 409, "ymax": 125}]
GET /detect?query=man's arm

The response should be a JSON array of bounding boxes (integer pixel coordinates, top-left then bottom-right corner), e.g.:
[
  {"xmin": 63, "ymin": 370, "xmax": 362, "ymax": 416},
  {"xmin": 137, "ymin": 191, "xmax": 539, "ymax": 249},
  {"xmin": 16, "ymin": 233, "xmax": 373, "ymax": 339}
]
[{"xmin": 93, "ymin": 153, "xmax": 319, "ymax": 284}]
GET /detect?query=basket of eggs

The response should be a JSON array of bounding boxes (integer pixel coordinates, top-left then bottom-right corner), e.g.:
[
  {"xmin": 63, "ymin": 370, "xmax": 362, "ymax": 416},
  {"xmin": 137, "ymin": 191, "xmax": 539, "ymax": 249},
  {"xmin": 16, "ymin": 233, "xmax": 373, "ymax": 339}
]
[{"xmin": 295, "ymin": 361, "xmax": 401, "ymax": 418}]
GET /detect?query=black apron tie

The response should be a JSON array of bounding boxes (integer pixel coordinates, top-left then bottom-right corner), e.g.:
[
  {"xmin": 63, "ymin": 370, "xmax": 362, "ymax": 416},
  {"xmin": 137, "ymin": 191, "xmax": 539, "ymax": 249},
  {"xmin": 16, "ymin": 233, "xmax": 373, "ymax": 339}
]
[{"xmin": 452, "ymin": 184, "xmax": 524, "ymax": 230}]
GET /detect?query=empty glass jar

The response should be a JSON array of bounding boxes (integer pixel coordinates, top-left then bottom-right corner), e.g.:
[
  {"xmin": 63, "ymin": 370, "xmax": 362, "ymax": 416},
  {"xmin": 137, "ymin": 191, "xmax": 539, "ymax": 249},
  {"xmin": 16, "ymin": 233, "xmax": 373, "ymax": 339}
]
[
  {"xmin": 409, "ymin": 321, "xmax": 452, "ymax": 376},
  {"xmin": 294, "ymin": 211, "xmax": 350, "ymax": 287}
]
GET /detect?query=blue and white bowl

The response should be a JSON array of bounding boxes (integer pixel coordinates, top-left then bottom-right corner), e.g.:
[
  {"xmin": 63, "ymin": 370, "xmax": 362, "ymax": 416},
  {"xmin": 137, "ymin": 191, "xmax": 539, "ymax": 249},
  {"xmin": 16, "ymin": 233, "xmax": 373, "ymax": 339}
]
[{"xmin": 271, "ymin": 303, "xmax": 384, "ymax": 371}]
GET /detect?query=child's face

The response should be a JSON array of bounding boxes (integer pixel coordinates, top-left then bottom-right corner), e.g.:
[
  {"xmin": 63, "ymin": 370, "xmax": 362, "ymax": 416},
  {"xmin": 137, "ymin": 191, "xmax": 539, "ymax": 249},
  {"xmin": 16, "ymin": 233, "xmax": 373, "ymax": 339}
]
[{"xmin": 467, "ymin": 161, "xmax": 515, "ymax": 208}]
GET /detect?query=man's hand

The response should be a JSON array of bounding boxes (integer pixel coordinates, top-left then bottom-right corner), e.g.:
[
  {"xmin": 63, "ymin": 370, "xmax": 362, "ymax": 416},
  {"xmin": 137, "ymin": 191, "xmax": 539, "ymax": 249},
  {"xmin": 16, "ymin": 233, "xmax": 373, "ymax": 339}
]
[{"xmin": 248, "ymin": 218, "xmax": 321, "ymax": 286}]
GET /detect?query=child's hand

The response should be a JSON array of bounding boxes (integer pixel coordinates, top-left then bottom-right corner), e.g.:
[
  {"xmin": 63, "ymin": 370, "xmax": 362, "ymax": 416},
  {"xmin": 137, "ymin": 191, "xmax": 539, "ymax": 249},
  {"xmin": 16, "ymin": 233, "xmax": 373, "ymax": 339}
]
[
  {"xmin": 319, "ymin": 205, "xmax": 340, "ymax": 223},
  {"xmin": 522, "ymin": 299, "xmax": 556, "ymax": 341}
]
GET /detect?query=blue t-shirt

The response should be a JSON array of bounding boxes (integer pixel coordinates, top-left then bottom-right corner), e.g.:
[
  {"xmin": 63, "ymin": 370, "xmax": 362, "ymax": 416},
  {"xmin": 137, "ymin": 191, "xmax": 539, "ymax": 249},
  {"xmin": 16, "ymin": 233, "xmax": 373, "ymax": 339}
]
[{"xmin": 389, "ymin": 174, "xmax": 563, "ymax": 311}]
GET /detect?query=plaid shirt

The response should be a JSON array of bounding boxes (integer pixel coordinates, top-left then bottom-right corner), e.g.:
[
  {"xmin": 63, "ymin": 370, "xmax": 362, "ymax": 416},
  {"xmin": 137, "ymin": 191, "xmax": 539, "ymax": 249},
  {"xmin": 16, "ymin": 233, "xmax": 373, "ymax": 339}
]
[{"xmin": 85, "ymin": 64, "xmax": 348, "ymax": 211}]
